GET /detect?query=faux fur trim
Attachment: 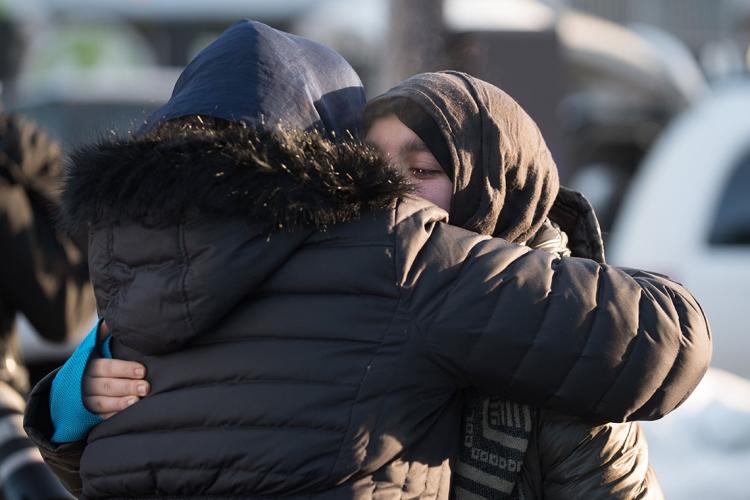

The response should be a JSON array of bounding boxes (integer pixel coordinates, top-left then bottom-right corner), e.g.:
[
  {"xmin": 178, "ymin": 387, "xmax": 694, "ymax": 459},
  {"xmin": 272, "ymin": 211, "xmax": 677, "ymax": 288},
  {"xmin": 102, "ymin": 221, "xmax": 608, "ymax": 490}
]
[{"xmin": 62, "ymin": 124, "xmax": 411, "ymax": 232}]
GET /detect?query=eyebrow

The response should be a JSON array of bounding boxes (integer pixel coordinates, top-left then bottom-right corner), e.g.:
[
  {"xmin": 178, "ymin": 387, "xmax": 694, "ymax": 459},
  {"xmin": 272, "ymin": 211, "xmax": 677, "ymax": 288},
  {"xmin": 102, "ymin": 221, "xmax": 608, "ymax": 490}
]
[{"xmin": 399, "ymin": 137, "xmax": 431, "ymax": 156}]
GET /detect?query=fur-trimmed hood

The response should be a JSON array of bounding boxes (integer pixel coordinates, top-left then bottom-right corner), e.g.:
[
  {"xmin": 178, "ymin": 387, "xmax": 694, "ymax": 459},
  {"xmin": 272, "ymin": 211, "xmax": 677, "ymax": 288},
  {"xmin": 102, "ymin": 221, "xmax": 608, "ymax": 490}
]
[{"xmin": 62, "ymin": 123, "xmax": 411, "ymax": 232}]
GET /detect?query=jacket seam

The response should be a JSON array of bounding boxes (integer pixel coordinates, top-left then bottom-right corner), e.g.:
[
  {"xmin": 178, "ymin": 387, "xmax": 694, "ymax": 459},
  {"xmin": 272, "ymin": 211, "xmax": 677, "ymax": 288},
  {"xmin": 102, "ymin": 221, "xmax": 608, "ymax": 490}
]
[
  {"xmin": 150, "ymin": 377, "xmax": 360, "ymax": 397},
  {"xmin": 629, "ymin": 285, "xmax": 691, "ymax": 419},
  {"xmin": 417, "ymin": 232, "xmax": 495, "ymax": 336},
  {"xmin": 84, "ymin": 463, "xmax": 331, "ymax": 483},
  {"xmin": 326, "ymin": 292, "xmax": 401, "ymax": 482},
  {"xmin": 188, "ymin": 335, "xmax": 381, "ymax": 346},
  {"xmin": 251, "ymin": 291, "xmax": 398, "ymax": 299},
  {"xmin": 489, "ymin": 251, "xmax": 559, "ymax": 395},
  {"xmin": 101, "ymin": 226, "xmax": 116, "ymax": 317},
  {"xmin": 544, "ymin": 261, "xmax": 605, "ymax": 410},
  {"xmin": 91, "ymin": 423, "xmax": 347, "ymax": 441},
  {"xmin": 178, "ymin": 222, "xmax": 197, "ymax": 338},
  {"xmin": 591, "ymin": 281, "xmax": 644, "ymax": 420}
]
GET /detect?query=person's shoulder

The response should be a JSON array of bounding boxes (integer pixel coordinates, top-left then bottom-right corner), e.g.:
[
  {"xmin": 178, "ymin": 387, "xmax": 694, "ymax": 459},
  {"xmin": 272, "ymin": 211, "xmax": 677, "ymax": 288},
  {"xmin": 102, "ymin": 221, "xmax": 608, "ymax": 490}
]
[
  {"xmin": 393, "ymin": 196, "xmax": 449, "ymax": 228},
  {"xmin": 314, "ymin": 207, "xmax": 398, "ymax": 245},
  {"xmin": 325, "ymin": 196, "xmax": 450, "ymax": 246}
]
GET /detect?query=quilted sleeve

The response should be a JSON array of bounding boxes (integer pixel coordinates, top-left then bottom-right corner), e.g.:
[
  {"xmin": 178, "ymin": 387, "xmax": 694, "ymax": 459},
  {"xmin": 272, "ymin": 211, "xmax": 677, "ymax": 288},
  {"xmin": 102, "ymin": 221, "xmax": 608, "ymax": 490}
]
[{"xmin": 401, "ymin": 219, "xmax": 711, "ymax": 423}]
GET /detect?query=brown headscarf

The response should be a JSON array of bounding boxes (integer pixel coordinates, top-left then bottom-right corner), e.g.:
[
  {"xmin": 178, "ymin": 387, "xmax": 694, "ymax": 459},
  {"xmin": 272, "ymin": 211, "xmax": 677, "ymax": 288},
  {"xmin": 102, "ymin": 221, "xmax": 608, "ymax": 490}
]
[{"xmin": 364, "ymin": 71, "xmax": 559, "ymax": 243}]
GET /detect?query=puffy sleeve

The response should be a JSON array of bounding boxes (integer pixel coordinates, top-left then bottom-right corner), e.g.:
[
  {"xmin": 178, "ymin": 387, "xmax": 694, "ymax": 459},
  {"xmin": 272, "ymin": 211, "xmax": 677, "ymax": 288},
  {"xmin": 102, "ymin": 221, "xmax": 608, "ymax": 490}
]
[{"xmin": 396, "ymin": 206, "xmax": 711, "ymax": 422}]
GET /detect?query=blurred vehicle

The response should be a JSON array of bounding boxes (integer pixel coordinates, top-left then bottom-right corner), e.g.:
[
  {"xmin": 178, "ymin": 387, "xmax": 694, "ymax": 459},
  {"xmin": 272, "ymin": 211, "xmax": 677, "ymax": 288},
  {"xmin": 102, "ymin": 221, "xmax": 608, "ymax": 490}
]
[
  {"xmin": 11, "ymin": 66, "xmax": 179, "ymax": 149},
  {"xmin": 439, "ymin": 0, "xmax": 708, "ymax": 233},
  {"xmin": 556, "ymin": 13, "xmax": 707, "ymax": 232},
  {"xmin": 293, "ymin": 0, "xmax": 388, "ymax": 95},
  {"xmin": 36, "ymin": 0, "xmax": 319, "ymax": 68},
  {"xmin": 31, "ymin": 0, "xmax": 389, "ymax": 94},
  {"xmin": 608, "ymin": 80, "xmax": 750, "ymax": 378}
]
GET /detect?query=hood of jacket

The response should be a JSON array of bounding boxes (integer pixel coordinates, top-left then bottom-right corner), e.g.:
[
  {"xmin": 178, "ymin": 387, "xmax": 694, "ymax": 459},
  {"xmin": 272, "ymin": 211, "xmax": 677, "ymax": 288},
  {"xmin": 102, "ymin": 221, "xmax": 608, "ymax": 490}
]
[
  {"xmin": 62, "ymin": 124, "xmax": 411, "ymax": 356},
  {"xmin": 63, "ymin": 18, "xmax": 403, "ymax": 234},
  {"xmin": 60, "ymin": 19, "xmax": 407, "ymax": 356},
  {"xmin": 140, "ymin": 19, "xmax": 366, "ymax": 139}
]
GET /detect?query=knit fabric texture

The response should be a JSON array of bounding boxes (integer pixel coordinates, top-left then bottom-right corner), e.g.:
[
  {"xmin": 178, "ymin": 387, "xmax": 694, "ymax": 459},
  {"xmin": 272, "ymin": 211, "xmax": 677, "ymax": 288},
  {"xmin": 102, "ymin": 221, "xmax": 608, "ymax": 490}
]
[
  {"xmin": 454, "ymin": 394, "xmax": 535, "ymax": 500},
  {"xmin": 50, "ymin": 321, "xmax": 111, "ymax": 443}
]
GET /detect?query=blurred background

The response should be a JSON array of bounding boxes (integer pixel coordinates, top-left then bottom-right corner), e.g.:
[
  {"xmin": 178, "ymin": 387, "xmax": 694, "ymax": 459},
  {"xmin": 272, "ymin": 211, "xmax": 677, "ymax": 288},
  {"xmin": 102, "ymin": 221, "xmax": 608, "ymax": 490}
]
[{"xmin": 1, "ymin": 0, "xmax": 748, "ymax": 498}]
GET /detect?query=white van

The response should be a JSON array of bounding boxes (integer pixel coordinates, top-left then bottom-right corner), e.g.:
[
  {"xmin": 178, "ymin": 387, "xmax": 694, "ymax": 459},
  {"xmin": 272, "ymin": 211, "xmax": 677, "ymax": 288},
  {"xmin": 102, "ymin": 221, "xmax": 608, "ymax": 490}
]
[{"xmin": 608, "ymin": 80, "xmax": 750, "ymax": 378}]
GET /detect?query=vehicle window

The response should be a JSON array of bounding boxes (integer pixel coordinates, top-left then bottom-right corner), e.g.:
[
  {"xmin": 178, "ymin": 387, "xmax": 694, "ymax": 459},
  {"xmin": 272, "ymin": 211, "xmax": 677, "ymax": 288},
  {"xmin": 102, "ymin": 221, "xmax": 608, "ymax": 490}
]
[{"xmin": 709, "ymin": 149, "xmax": 750, "ymax": 246}]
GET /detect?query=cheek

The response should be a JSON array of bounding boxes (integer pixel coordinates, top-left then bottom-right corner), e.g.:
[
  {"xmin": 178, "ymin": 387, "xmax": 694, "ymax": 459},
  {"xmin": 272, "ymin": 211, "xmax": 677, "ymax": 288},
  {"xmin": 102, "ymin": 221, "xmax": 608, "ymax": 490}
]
[{"xmin": 415, "ymin": 178, "xmax": 453, "ymax": 212}]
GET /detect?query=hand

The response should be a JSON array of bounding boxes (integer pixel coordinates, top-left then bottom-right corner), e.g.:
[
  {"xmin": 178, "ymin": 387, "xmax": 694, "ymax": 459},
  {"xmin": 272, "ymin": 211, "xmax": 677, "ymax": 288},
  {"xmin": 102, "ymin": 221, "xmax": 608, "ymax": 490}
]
[{"xmin": 83, "ymin": 322, "xmax": 149, "ymax": 419}]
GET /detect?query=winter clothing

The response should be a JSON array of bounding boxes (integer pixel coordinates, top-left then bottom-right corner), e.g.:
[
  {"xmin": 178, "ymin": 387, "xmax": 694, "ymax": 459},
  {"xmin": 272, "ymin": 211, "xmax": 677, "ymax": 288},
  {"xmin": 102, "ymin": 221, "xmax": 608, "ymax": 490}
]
[
  {"xmin": 453, "ymin": 222, "xmax": 564, "ymax": 500},
  {"xmin": 50, "ymin": 322, "xmax": 112, "ymax": 443},
  {"xmin": 364, "ymin": 71, "xmax": 559, "ymax": 244},
  {"xmin": 454, "ymin": 217, "xmax": 662, "ymax": 500},
  {"xmin": 515, "ymin": 411, "xmax": 663, "ymax": 500},
  {"xmin": 139, "ymin": 19, "xmax": 365, "ymax": 139},
  {"xmin": 23, "ymin": 22, "xmax": 709, "ymax": 499},
  {"xmin": 40, "ymin": 223, "xmax": 658, "ymax": 499},
  {"xmin": 365, "ymin": 73, "xmax": 663, "ymax": 499},
  {"xmin": 24, "ymin": 123, "xmax": 710, "ymax": 499},
  {"xmin": 364, "ymin": 97, "xmax": 453, "ymax": 174}
]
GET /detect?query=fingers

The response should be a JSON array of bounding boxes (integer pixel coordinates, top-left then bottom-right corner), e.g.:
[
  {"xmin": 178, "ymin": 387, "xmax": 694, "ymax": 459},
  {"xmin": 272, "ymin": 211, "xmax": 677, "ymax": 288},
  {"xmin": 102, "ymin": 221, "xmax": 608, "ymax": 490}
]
[
  {"xmin": 85, "ymin": 376, "xmax": 150, "ymax": 398},
  {"xmin": 84, "ymin": 358, "xmax": 150, "ymax": 418},
  {"xmin": 84, "ymin": 395, "xmax": 140, "ymax": 418},
  {"xmin": 87, "ymin": 358, "xmax": 146, "ymax": 379}
]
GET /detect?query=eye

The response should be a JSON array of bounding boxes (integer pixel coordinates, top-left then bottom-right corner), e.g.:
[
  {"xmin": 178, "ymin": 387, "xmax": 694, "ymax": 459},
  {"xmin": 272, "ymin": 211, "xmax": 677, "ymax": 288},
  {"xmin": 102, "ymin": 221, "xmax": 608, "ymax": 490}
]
[{"xmin": 410, "ymin": 167, "xmax": 444, "ymax": 180}]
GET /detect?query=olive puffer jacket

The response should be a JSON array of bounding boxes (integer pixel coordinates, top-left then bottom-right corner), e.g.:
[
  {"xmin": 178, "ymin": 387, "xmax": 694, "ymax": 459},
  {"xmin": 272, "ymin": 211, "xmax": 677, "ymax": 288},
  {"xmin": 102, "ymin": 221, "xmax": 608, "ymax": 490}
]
[
  {"xmin": 516, "ymin": 410, "xmax": 662, "ymax": 499},
  {"xmin": 25, "ymin": 125, "xmax": 709, "ymax": 499}
]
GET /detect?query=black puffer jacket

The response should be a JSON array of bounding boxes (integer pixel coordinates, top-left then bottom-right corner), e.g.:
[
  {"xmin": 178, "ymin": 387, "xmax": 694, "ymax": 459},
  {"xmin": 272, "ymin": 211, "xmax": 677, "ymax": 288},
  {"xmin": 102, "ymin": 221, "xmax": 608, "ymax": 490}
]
[{"xmin": 24, "ymin": 124, "xmax": 709, "ymax": 499}]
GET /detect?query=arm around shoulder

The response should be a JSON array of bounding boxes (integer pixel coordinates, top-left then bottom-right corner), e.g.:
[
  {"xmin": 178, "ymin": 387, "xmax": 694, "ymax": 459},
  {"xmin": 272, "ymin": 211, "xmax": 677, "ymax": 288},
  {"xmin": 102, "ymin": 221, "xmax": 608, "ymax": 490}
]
[{"xmin": 398, "ymin": 211, "xmax": 711, "ymax": 422}]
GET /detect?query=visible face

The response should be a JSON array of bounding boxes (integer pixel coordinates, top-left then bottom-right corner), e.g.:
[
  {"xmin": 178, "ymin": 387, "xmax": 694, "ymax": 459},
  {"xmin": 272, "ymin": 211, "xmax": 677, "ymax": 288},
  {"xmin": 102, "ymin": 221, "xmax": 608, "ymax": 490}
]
[{"xmin": 365, "ymin": 114, "xmax": 453, "ymax": 212}]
